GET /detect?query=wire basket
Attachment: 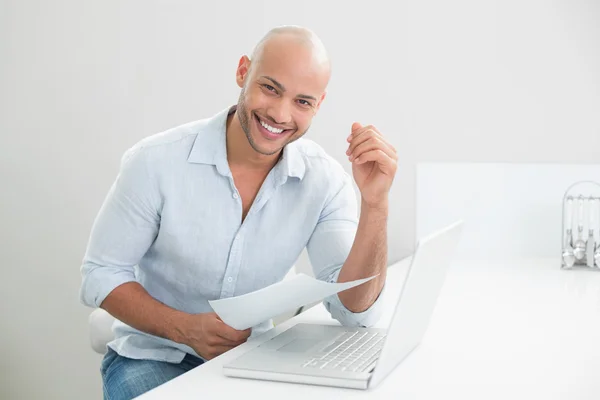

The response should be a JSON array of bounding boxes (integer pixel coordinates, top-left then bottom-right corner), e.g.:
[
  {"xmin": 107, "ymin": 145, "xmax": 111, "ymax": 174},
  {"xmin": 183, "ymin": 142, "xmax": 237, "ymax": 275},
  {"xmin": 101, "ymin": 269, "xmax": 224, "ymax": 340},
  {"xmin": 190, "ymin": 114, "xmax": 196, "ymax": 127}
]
[{"xmin": 561, "ymin": 180, "xmax": 600, "ymax": 270}]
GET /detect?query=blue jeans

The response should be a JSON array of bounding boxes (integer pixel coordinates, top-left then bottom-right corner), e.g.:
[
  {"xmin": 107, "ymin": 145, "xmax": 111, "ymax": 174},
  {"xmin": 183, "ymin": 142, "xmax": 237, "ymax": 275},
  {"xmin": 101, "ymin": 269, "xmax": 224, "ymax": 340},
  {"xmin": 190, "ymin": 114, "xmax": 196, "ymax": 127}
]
[{"xmin": 101, "ymin": 347, "xmax": 204, "ymax": 400}]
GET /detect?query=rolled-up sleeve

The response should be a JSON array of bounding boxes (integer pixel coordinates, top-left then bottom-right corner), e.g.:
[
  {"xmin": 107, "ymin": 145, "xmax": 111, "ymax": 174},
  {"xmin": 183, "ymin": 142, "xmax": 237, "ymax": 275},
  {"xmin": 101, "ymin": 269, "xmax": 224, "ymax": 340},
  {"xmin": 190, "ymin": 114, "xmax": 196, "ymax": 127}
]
[
  {"xmin": 306, "ymin": 172, "xmax": 385, "ymax": 328},
  {"xmin": 79, "ymin": 144, "xmax": 161, "ymax": 308}
]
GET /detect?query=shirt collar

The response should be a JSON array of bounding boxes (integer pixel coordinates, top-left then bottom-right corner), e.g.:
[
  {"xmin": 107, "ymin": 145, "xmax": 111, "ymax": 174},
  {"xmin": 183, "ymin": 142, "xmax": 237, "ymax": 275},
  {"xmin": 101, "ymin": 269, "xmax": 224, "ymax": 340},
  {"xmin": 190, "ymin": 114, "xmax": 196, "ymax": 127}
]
[
  {"xmin": 187, "ymin": 105, "xmax": 306, "ymax": 181},
  {"xmin": 280, "ymin": 139, "xmax": 306, "ymax": 180}
]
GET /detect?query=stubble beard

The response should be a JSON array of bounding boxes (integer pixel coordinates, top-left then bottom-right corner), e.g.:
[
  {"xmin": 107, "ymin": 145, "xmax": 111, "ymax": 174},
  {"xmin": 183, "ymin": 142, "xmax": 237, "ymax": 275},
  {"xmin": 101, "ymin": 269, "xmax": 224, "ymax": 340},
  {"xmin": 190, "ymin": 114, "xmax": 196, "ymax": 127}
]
[{"xmin": 236, "ymin": 86, "xmax": 310, "ymax": 157}]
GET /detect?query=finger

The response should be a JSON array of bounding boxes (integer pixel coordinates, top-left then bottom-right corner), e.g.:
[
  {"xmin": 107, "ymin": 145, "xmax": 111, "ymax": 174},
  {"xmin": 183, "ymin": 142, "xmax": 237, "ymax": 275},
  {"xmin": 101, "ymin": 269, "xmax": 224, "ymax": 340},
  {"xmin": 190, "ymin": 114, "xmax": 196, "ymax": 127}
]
[
  {"xmin": 215, "ymin": 320, "xmax": 252, "ymax": 342},
  {"xmin": 348, "ymin": 125, "xmax": 397, "ymax": 155},
  {"xmin": 350, "ymin": 137, "xmax": 396, "ymax": 161},
  {"xmin": 206, "ymin": 335, "xmax": 241, "ymax": 348},
  {"xmin": 347, "ymin": 122, "xmax": 360, "ymax": 142},
  {"xmin": 210, "ymin": 316, "xmax": 244, "ymax": 344},
  {"xmin": 347, "ymin": 131, "xmax": 397, "ymax": 161},
  {"xmin": 211, "ymin": 334, "xmax": 246, "ymax": 347},
  {"xmin": 357, "ymin": 126, "xmax": 397, "ymax": 155},
  {"xmin": 353, "ymin": 149, "xmax": 397, "ymax": 175},
  {"xmin": 215, "ymin": 330, "xmax": 250, "ymax": 345},
  {"xmin": 348, "ymin": 124, "xmax": 383, "ymax": 142},
  {"xmin": 347, "ymin": 127, "xmax": 390, "ymax": 157},
  {"xmin": 348, "ymin": 123, "xmax": 379, "ymax": 142},
  {"xmin": 346, "ymin": 129, "xmax": 379, "ymax": 156},
  {"xmin": 205, "ymin": 344, "xmax": 237, "ymax": 360}
]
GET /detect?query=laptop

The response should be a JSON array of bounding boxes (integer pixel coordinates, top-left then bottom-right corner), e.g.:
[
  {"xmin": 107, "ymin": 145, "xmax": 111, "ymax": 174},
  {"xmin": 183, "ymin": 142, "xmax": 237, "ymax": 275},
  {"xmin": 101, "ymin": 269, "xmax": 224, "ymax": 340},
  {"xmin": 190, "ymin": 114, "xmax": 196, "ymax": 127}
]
[{"xmin": 223, "ymin": 220, "xmax": 464, "ymax": 390}]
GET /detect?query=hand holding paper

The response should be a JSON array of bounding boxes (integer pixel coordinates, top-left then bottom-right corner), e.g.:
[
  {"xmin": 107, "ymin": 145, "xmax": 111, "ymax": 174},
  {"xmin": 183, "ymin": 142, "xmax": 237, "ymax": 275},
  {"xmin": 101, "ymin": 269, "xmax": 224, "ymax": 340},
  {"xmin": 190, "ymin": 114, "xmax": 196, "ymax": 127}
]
[{"xmin": 208, "ymin": 274, "xmax": 377, "ymax": 330}]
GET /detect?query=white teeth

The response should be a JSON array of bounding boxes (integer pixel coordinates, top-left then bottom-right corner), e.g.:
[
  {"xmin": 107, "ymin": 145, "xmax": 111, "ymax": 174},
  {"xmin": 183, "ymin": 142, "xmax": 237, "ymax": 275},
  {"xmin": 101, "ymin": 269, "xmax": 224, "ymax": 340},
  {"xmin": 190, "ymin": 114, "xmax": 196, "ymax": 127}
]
[{"xmin": 259, "ymin": 119, "xmax": 284, "ymax": 134}]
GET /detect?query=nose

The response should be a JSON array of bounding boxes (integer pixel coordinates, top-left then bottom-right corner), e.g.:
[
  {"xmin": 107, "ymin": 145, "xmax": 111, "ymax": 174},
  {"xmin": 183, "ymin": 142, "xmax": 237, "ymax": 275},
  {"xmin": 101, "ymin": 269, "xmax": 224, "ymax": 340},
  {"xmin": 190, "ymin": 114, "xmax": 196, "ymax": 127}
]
[{"xmin": 266, "ymin": 100, "xmax": 292, "ymax": 126}]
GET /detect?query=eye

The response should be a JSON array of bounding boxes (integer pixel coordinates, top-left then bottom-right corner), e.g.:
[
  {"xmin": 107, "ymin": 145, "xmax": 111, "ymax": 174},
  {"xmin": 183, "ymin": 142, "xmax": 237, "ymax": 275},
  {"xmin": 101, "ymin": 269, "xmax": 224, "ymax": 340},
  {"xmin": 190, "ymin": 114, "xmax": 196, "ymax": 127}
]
[
  {"xmin": 263, "ymin": 84, "xmax": 277, "ymax": 93},
  {"xmin": 297, "ymin": 99, "xmax": 312, "ymax": 107}
]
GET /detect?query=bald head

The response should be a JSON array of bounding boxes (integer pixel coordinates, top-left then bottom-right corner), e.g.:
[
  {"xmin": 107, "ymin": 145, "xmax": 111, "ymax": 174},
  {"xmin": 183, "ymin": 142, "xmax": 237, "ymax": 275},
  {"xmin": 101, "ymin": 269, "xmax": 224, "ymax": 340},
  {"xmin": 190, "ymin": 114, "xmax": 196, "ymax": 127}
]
[
  {"xmin": 232, "ymin": 26, "xmax": 331, "ymax": 157},
  {"xmin": 249, "ymin": 26, "xmax": 331, "ymax": 79}
]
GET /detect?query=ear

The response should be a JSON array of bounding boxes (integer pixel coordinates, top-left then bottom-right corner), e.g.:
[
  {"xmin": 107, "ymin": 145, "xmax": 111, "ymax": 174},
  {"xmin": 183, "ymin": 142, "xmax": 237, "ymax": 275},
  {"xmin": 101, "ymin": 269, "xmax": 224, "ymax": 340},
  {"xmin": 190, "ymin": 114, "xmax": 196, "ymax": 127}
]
[
  {"xmin": 315, "ymin": 91, "xmax": 327, "ymax": 114},
  {"xmin": 236, "ymin": 56, "xmax": 251, "ymax": 88}
]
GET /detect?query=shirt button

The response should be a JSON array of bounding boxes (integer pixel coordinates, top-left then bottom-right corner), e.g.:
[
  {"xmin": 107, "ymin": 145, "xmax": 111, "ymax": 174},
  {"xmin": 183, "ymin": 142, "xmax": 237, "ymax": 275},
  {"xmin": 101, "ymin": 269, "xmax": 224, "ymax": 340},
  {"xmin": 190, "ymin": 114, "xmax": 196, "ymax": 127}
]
[
  {"xmin": 227, "ymin": 277, "xmax": 233, "ymax": 283},
  {"xmin": 232, "ymin": 192, "xmax": 239, "ymax": 199}
]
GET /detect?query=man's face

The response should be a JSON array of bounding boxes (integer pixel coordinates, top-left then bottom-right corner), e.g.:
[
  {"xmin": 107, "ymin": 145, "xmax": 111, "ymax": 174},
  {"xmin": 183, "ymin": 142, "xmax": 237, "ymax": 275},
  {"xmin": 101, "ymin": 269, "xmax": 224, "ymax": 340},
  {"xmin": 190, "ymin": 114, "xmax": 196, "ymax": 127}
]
[{"xmin": 235, "ymin": 39, "xmax": 329, "ymax": 156}]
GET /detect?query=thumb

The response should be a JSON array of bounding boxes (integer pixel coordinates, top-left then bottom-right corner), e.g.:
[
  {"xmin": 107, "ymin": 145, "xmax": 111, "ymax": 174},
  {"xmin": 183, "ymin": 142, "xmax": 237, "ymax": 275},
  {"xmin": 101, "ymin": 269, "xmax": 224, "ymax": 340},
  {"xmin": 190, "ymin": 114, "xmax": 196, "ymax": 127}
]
[{"xmin": 352, "ymin": 122, "xmax": 363, "ymax": 132}]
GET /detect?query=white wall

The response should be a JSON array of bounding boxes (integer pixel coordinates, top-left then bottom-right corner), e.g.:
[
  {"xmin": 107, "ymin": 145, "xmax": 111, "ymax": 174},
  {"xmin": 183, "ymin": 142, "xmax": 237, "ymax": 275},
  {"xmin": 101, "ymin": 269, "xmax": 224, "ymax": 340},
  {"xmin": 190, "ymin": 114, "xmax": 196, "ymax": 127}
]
[
  {"xmin": 416, "ymin": 163, "xmax": 600, "ymax": 259},
  {"xmin": 1, "ymin": 0, "xmax": 598, "ymax": 398}
]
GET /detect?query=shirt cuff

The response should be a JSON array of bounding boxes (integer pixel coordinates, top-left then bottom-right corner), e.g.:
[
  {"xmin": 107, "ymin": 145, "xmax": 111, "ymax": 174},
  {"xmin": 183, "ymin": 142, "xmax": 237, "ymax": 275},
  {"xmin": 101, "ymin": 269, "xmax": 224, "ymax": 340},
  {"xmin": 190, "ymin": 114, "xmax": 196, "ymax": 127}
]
[
  {"xmin": 322, "ymin": 268, "xmax": 386, "ymax": 328},
  {"xmin": 80, "ymin": 262, "xmax": 137, "ymax": 308}
]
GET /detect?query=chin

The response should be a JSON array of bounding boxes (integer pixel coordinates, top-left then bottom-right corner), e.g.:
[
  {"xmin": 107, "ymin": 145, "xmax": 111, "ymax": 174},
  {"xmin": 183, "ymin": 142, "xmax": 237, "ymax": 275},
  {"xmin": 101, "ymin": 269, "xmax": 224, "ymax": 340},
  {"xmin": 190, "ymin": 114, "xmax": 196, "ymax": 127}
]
[{"xmin": 249, "ymin": 135, "xmax": 285, "ymax": 156}]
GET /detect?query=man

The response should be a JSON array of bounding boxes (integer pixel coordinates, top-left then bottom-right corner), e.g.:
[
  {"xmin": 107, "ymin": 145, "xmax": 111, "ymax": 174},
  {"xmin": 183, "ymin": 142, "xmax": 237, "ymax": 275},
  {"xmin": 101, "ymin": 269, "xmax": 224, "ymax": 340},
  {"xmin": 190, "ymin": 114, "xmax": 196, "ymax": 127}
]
[{"xmin": 80, "ymin": 25, "xmax": 398, "ymax": 399}]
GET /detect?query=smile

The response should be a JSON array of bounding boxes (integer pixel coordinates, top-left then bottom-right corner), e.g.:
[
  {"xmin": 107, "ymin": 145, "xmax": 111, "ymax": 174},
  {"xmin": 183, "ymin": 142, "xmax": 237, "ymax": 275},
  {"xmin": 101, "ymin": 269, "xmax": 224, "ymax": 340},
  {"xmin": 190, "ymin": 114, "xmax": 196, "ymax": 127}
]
[
  {"xmin": 253, "ymin": 113, "xmax": 293, "ymax": 140},
  {"xmin": 255, "ymin": 113, "xmax": 286, "ymax": 134},
  {"xmin": 259, "ymin": 119, "xmax": 284, "ymax": 134}
]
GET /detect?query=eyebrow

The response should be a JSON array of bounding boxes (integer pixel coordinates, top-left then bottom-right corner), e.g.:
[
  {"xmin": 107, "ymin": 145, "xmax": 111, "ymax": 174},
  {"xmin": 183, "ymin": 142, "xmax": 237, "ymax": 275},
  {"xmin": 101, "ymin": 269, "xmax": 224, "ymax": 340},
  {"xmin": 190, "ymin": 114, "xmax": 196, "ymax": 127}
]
[{"xmin": 261, "ymin": 76, "xmax": 318, "ymax": 102}]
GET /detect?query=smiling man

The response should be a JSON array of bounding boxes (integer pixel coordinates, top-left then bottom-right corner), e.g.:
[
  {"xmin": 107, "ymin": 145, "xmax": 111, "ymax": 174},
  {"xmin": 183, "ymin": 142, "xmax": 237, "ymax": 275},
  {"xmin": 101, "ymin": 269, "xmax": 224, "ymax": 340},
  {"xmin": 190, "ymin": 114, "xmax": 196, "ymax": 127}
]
[{"xmin": 80, "ymin": 25, "xmax": 398, "ymax": 399}]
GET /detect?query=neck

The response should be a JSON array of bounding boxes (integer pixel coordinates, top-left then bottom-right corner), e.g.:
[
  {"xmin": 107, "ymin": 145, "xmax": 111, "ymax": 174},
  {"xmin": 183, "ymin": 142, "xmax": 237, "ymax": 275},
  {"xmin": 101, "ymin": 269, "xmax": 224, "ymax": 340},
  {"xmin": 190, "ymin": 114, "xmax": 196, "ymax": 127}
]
[{"xmin": 226, "ymin": 111, "xmax": 281, "ymax": 171}]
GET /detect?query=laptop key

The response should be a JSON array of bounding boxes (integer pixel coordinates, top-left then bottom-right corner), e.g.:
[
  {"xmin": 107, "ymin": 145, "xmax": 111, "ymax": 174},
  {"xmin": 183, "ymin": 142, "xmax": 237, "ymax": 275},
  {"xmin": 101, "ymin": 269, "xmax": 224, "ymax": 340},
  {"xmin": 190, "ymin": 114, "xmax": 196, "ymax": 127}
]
[
  {"xmin": 302, "ymin": 331, "xmax": 386, "ymax": 371},
  {"xmin": 319, "ymin": 333, "xmax": 355, "ymax": 353}
]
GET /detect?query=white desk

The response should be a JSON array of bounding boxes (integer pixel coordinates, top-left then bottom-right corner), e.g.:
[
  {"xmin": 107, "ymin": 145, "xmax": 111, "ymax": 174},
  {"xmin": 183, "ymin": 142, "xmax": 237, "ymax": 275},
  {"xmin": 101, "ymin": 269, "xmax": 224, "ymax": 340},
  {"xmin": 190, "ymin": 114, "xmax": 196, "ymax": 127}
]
[{"xmin": 138, "ymin": 257, "xmax": 600, "ymax": 400}]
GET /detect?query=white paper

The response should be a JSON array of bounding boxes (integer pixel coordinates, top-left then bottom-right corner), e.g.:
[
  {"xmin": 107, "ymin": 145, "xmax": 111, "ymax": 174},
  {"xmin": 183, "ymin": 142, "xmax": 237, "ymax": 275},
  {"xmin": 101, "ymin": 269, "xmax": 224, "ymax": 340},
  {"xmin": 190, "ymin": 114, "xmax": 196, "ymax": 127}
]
[{"xmin": 208, "ymin": 274, "xmax": 377, "ymax": 330}]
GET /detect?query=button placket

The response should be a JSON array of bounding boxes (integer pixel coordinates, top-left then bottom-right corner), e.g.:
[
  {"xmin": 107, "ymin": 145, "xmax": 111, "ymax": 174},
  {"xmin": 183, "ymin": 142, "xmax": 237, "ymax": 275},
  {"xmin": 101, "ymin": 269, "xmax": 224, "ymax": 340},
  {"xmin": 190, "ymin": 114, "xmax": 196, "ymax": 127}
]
[
  {"xmin": 219, "ymin": 229, "xmax": 244, "ymax": 298},
  {"xmin": 227, "ymin": 175, "xmax": 240, "ymax": 200}
]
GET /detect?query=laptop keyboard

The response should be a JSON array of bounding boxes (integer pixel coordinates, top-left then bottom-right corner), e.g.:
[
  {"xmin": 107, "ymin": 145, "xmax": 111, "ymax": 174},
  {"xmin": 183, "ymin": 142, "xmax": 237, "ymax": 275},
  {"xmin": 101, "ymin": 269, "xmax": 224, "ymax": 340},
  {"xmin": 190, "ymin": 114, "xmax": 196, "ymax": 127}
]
[{"xmin": 301, "ymin": 331, "xmax": 386, "ymax": 372}]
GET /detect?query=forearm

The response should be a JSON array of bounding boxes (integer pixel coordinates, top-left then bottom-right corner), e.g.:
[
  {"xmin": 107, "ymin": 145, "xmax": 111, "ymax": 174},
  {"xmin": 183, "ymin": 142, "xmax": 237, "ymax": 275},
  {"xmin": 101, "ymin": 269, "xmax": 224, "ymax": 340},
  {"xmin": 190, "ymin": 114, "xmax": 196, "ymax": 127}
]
[
  {"xmin": 337, "ymin": 199, "xmax": 388, "ymax": 312},
  {"xmin": 100, "ymin": 282, "xmax": 190, "ymax": 344}
]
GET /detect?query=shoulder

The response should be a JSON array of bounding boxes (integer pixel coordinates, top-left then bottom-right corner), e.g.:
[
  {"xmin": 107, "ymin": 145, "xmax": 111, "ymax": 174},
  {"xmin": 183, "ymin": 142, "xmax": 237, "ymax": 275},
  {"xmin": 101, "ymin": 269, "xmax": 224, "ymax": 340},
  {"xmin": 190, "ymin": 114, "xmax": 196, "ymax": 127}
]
[
  {"xmin": 292, "ymin": 138, "xmax": 358, "ymax": 214},
  {"xmin": 294, "ymin": 138, "xmax": 352, "ymax": 185},
  {"xmin": 118, "ymin": 116, "xmax": 218, "ymax": 174},
  {"xmin": 124, "ymin": 119, "xmax": 205, "ymax": 160}
]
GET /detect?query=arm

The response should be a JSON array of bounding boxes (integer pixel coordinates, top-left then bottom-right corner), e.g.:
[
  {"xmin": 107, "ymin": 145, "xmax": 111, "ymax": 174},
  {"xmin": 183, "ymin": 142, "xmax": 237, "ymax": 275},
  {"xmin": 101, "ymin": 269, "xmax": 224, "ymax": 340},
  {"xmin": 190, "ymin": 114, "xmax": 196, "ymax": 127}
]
[
  {"xmin": 80, "ymin": 144, "xmax": 190, "ymax": 342},
  {"xmin": 336, "ymin": 199, "xmax": 388, "ymax": 312},
  {"xmin": 338, "ymin": 122, "xmax": 397, "ymax": 311},
  {"xmin": 80, "ymin": 144, "xmax": 248, "ymax": 359},
  {"xmin": 98, "ymin": 282, "xmax": 249, "ymax": 359},
  {"xmin": 79, "ymin": 144, "xmax": 162, "ymax": 312},
  {"xmin": 99, "ymin": 282, "xmax": 189, "ymax": 344},
  {"xmin": 307, "ymin": 122, "xmax": 397, "ymax": 326},
  {"xmin": 306, "ymin": 174, "xmax": 388, "ymax": 328}
]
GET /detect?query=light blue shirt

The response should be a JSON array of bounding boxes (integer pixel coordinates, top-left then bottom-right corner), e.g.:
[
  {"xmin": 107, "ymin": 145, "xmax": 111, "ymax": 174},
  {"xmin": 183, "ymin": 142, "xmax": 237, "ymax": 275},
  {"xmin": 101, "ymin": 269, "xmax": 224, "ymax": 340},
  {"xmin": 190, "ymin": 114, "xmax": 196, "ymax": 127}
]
[{"xmin": 79, "ymin": 105, "xmax": 384, "ymax": 362}]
